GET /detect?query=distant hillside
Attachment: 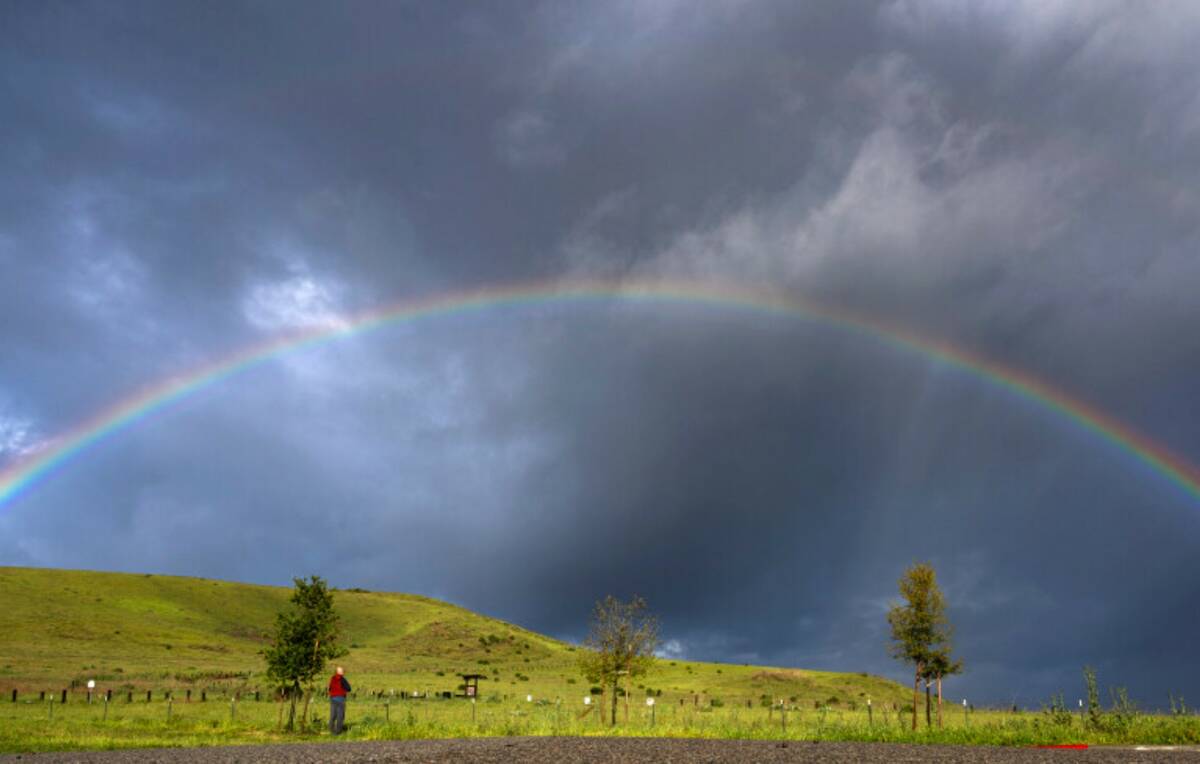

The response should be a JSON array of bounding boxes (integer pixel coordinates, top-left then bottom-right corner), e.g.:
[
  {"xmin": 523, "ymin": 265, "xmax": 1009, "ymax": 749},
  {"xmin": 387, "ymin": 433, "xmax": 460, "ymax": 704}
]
[{"xmin": 0, "ymin": 566, "xmax": 909, "ymax": 708}]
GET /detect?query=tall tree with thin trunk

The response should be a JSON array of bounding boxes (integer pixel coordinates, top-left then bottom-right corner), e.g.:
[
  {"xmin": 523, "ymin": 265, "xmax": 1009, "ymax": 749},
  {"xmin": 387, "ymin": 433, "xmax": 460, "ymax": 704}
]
[
  {"xmin": 578, "ymin": 595, "xmax": 660, "ymax": 726},
  {"xmin": 887, "ymin": 562, "xmax": 951, "ymax": 731}
]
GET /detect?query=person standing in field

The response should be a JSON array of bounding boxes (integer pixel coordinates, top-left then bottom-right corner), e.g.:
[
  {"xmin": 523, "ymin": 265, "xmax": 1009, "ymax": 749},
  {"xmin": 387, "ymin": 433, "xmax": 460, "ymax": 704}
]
[{"xmin": 329, "ymin": 666, "xmax": 351, "ymax": 735}]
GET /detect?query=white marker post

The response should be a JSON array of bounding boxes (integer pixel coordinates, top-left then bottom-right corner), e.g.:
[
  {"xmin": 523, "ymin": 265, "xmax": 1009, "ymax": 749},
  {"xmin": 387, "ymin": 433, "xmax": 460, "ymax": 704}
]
[
  {"xmin": 867, "ymin": 697, "xmax": 873, "ymax": 726},
  {"xmin": 962, "ymin": 698, "xmax": 968, "ymax": 727},
  {"xmin": 647, "ymin": 696, "xmax": 655, "ymax": 726},
  {"xmin": 87, "ymin": 679, "xmax": 95, "ymax": 704}
]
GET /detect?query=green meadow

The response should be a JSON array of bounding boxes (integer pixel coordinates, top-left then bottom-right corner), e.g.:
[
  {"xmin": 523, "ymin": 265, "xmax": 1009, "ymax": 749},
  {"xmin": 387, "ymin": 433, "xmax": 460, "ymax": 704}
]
[{"xmin": 2, "ymin": 566, "xmax": 1198, "ymax": 752}]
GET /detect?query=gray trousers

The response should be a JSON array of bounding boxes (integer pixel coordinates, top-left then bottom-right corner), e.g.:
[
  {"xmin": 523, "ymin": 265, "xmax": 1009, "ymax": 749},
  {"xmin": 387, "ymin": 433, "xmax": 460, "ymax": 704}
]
[{"xmin": 329, "ymin": 697, "xmax": 346, "ymax": 734}]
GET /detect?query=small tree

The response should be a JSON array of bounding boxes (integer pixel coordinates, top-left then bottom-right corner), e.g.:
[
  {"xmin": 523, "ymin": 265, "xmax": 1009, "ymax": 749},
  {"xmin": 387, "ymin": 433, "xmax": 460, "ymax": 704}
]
[
  {"xmin": 262, "ymin": 575, "xmax": 347, "ymax": 731},
  {"xmin": 887, "ymin": 562, "xmax": 950, "ymax": 731},
  {"xmin": 578, "ymin": 595, "xmax": 660, "ymax": 726}
]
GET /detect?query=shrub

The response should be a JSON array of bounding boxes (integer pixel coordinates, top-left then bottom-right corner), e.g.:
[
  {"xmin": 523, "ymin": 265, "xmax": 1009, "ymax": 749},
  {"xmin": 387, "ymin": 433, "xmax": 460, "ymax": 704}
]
[
  {"xmin": 1042, "ymin": 692, "xmax": 1073, "ymax": 726},
  {"xmin": 1170, "ymin": 694, "xmax": 1189, "ymax": 716},
  {"xmin": 1084, "ymin": 666, "xmax": 1102, "ymax": 729},
  {"xmin": 1106, "ymin": 686, "xmax": 1139, "ymax": 731}
]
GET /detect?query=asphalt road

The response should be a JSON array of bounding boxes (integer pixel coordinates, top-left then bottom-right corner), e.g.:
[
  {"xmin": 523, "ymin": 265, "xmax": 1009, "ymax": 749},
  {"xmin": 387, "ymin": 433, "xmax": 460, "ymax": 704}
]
[{"xmin": 4, "ymin": 738, "xmax": 1200, "ymax": 763}]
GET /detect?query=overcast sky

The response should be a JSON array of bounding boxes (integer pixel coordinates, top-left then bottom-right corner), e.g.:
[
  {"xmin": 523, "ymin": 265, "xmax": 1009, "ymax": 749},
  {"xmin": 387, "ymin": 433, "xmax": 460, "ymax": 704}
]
[{"xmin": 3, "ymin": 1, "xmax": 1200, "ymax": 707}]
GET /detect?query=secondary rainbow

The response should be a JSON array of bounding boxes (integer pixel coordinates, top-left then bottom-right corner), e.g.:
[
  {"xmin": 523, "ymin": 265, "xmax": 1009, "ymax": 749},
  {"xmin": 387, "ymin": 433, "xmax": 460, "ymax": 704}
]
[{"xmin": 2, "ymin": 278, "xmax": 1199, "ymax": 509}]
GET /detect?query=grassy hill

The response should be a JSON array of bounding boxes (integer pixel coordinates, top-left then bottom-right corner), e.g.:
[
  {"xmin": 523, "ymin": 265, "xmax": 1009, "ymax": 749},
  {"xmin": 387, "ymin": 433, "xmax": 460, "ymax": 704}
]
[{"xmin": 0, "ymin": 566, "xmax": 908, "ymax": 709}]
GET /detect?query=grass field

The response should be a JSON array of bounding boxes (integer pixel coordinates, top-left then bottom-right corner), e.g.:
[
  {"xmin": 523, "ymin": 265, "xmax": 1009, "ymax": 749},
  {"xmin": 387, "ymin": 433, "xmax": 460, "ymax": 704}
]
[
  {"xmin": 4, "ymin": 689, "xmax": 1200, "ymax": 753},
  {"xmin": 2, "ymin": 566, "xmax": 1197, "ymax": 753}
]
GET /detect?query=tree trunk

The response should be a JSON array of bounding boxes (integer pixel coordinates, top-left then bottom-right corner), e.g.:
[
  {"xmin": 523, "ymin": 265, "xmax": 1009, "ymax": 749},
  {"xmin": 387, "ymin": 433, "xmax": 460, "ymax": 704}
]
[
  {"xmin": 624, "ymin": 673, "xmax": 630, "ymax": 726},
  {"xmin": 610, "ymin": 681, "xmax": 618, "ymax": 726},
  {"xmin": 286, "ymin": 684, "xmax": 298, "ymax": 731},
  {"xmin": 300, "ymin": 686, "xmax": 313, "ymax": 731},
  {"xmin": 936, "ymin": 675, "xmax": 943, "ymax": 729},
  {"xmin": 924, "ymin": 679, "xmax": 932, "ymax": 728},
  {"xmin": 912, "ymin": 664, "xmax": 921, "ymax": 731}
]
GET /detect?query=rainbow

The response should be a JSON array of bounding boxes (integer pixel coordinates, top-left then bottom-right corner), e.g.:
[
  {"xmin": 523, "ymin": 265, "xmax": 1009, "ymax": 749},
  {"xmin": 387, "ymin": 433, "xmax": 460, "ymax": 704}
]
[{"xmin": 2, "ymin": 278, "xmax": 1199, "ymax": 509}]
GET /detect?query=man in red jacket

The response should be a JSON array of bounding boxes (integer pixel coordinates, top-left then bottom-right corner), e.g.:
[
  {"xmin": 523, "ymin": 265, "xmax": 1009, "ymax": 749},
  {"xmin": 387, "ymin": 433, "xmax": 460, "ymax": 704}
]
[{"xmin": 328, "ymin": 666, "xmax": 351, "ymax": 735}]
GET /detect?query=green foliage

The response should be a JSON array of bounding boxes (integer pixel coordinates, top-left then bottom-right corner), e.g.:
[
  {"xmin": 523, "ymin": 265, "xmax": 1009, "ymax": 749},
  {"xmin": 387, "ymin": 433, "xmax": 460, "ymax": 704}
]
[
  {"xmin": 1106, "ymin": 686, "xmax": 1139, "ymax": 731},
  {"xmin": 1080, "ymin": 666, "xmax": 1140, "ymax": 734},
  {"xmin": 261, "ymin": 576, "xmax": 347, "ymax": 730},
  {"xmin": 1083, "ymin": 665, "xmax": 1102, "ymax": 729},
  {"xmin": 887, "ymin": 562, "xmax": 955, "ymax": 729},
  {"xmin": 887, "ymin": 564, "xmax": 950, "ymax": 669},
  {"xmin": 1169, "ymin": 693, "xmax": 1189, "ymax": 716},
  {"xmin": 262, "ymin": 576, "xmax": 346, "ymax": 692},
  {"xmin": 577, "ymin": 595, "xmax": 660, "ymax": 726},
  {"xmin": 1041, "ymin": 692, "xmax": 1073, "ymax": 726},
  {"xmin": 921, "ymin": 650, "xmax": 962, "ymax": 684}
]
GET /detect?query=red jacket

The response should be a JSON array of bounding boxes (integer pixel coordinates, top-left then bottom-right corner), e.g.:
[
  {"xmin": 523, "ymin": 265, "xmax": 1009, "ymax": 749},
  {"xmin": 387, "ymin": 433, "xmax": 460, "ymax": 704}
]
[{"xmin": 329, "ymin": 674, "xmax": 350, "ymax": 697}]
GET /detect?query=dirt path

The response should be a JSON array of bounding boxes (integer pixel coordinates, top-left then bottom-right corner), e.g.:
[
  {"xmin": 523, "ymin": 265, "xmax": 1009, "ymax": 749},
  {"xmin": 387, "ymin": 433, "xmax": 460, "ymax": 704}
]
[{"xmin": 5, "ymin": 738, "xmax": 1200, "ymax": 763}]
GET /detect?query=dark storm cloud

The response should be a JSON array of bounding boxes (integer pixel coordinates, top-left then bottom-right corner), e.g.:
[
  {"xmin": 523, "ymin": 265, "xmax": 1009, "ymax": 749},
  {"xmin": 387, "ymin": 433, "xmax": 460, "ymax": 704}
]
[{"xmin": 2, "ymin": 1, "xmax": 1199, "ymax": 707}]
